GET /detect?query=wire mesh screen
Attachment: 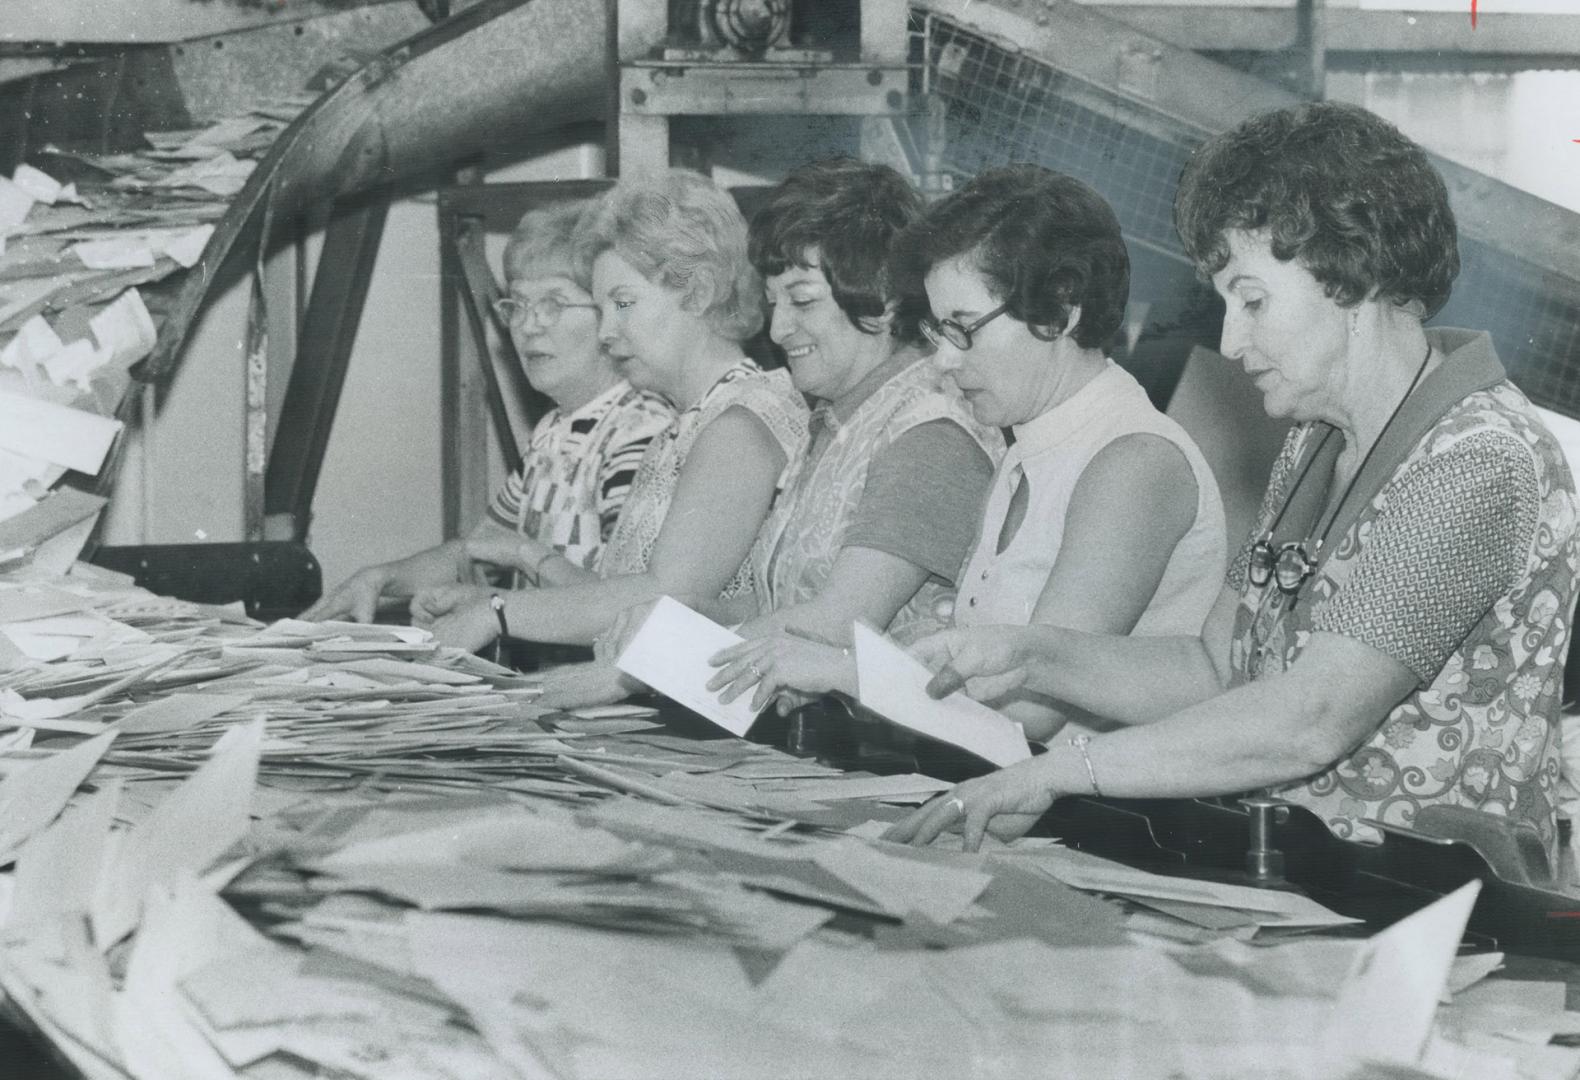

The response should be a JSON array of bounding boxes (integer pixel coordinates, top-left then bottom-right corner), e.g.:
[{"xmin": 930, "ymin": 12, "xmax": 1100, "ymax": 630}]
[
  {"xmin": 922, "ymin": 18, "xmax": 1194, "ymax": 260},
  {"xmin": 916, "ymin": 12, "xmax": 1580, "ymax": 419}
]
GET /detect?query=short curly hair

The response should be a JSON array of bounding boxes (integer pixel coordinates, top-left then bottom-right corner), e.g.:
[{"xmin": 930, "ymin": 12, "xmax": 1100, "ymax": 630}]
[
  {"xmin": 502, "ymin": 199, "xmax": 592, "ymax": 288},
  {"xmin": 748, "ymin": 158, "xmax": 926, "ymax": 346},
  {"xmin": 1174, "ymin": 100, "xmax": 1459, "ymax": 318},
  {"xmin": 893, "ymin": 164, "xmax": 1130, "ymax": 350},
  {"xmin": 578, "ymin": 169, "xmax": 764, "ymax": 342}
]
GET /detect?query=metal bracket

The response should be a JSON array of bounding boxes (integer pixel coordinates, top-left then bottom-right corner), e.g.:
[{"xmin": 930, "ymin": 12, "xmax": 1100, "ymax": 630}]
[{"xmin": 621, "ymin": 62, "xmax": 910, "ymax": 116}]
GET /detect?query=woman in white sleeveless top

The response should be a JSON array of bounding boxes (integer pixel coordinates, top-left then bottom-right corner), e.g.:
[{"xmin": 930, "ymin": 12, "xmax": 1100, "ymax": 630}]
[{"xmin": 903, "ymin": 165, "xmax": 1224, "ymax": 742}]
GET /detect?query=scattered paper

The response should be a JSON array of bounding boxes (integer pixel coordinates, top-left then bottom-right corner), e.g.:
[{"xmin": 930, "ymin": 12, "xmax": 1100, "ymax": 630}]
[
  {"xmin": 94, "ymin": 719, "xmax": 263, "ymax": 946},
  {"xmin": 0, "ymin": 177, "xmax": 34, "ymax": 231},
  {"xmin": 8, "ymin": 780, "xmax": 120, "ymax": 927},
  {"xmin": 853, "ymin": 623, "xmax": 1030, "ymax": 768},
  {"xmin": 160, "ymin": 225, "xmax": 213, "ymax": 268},
  {"xmin": 0, "ymin": 583, "xmax": 89, "ymax": 624},
  {"xmin": 40, "ymin": 340, "xmax": 105, "ymax": 390},
  {"xmin": 0, "ymin": 315, "xmax": 64, "ymax": 373},
  {"xmin": 11, "ymin": 165, "xmax": 63, "ymax": 205},
  {"xmin": 0, "ymin": 728, "xmax": 116, "ymax": 864},
  {"xmin": 115, "ymin": 692, "xmax": 248, "ymax": 735},
  {"xmin": 1321, "ymin": 879, "xmax": 1482, "ymax": 1068},
  {"xmin": 0, "ymin": 388, "xmax": 122, "ymax": 475},
  {"xmin": 89, "ymin": 288, "xmax": 158, "ymax": 370},
  {"xmin": 116, "ymin": 876, "xmax": 268, "ymax": 1080},
  {"xmin": 812, "ymin": 839, "xmax": 993, "ymax": 924},
  {"xmin": 72, "ymin": 236, "xmax": 156, "ymax": 269},
  {"xmin": 29, "ymin": 511, "xmax": 102, "ymax": 576},
  {"xmin": 1023, "ymin": 846, "xmax": 1361, "ymax": 930},
  {"xmin": 152, "ymin": 153, "xmax": 255, "ymax": 197}
]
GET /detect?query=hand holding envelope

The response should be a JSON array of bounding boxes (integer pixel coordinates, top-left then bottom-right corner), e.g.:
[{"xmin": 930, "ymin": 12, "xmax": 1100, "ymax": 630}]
[
  {"xmin": 614, "ymin": 596, "xmax": 762, "ymax": 736},
  {"xmin": 615, "ymin": 598, "xmax": 1031, "ymax": 771}
]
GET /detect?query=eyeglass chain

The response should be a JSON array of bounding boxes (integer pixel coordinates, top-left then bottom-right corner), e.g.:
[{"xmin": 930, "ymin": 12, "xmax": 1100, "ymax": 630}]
[{"xmin": 1258, "ymin": 340, "xmax": 1435, "ymax": 601}]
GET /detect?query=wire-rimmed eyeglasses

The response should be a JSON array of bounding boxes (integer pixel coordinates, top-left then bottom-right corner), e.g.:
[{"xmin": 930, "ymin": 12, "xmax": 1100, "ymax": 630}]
[
  {"xmin": 492, "ymin": 294, "xmax": 599, "ymax": 328},
  {"xmin": 919, "ymin": 303, "xmax": 1010, "ymax": 351},
  {"xmin": 1247, "ymin": 536, "xmax": 1322, "ymax": 596}
]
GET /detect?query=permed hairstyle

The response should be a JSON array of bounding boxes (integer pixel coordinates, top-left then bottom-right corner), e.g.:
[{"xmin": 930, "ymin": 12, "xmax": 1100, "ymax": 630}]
[
  {"xmin": 1173, "ymin": 100, "xmax": 1459, "ymax": 319},
  {"xmin": 577, "ymin": 169, "xmax": 764, "ymax": 342},
  {"xmin": 502, "ymin": 199, "xmax": 592, "ymax": 289},
  {"xmin": 748, "ymin": 158, "xmax": 927, "ymax": 346},
  {"xmin": 894, "ymin": 164, "xmax": 1130, "ymax": 350}
]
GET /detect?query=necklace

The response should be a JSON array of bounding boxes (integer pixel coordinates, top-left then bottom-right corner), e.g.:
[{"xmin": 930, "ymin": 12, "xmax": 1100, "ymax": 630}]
[{"xmin": 1247, "ymin": 341, "xmax": 1434, "ymax": 601}]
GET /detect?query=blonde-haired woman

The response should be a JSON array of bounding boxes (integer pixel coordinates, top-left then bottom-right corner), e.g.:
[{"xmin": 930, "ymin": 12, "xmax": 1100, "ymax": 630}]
[{"xmin": 415, "ymin": 170, "xmax": 807, "ymax": 651}]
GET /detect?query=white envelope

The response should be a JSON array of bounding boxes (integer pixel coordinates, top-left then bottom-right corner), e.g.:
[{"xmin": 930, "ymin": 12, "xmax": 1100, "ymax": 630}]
[
  {"xmin": 853, "ymin": 622, "xmax": 1030, "ymax": 768},
  {"xmin": 614, "ymin": 596, "xmax": 760, "ymax": 737}
]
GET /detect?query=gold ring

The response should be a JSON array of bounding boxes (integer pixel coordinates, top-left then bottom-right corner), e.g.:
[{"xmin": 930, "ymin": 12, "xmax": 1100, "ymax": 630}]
[
  {"xmin": 947, "ymin": 796, "xmax": 965, "ymax": 817},
  {"xmin": 748, "ymin": 662, "xmax": 764, "ymax": 680}
]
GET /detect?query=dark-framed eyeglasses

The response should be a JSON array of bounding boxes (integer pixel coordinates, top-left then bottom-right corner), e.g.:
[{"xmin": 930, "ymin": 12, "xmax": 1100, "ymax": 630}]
[
  {"xmin": 492, "ymin": 294, "xmax": 598, "ymax": 329},
  {"xmin": 919, "ymin": 302, "xmax": 1011, "ymax": 351},
  {"xmin": 1247, "ymin": 535, "xmax": 1323, "ymax": 595}
]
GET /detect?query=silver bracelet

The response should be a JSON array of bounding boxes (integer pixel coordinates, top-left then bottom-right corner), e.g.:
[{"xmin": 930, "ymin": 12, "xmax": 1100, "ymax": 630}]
[{"xmin": 1068, "ymin": 733, "xmax": 1102, "ymax": 797}]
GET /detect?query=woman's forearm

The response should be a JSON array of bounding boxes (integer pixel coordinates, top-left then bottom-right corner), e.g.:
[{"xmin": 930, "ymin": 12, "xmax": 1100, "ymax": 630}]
[
  {"xmin": 502, "ymin": 571, "xmax": 668, "ymax": 646},
  {"xmin": 702, "ymin": 593, "xmax": 760, "ymax": 627},
  {"xmin": 1037, "ymin": 633, "xmax": 1415, "ymax": 799},
  {"xmin": 1021, "ymin": 625, "xmax": 1227, "ymax": 725},
  {"xmin": 535, "ymin": 552, "xmax": 600, "ymax": 589},
  {"xmin": 380, "ymin": 539, "xmax": 472, "ymax": 596}
]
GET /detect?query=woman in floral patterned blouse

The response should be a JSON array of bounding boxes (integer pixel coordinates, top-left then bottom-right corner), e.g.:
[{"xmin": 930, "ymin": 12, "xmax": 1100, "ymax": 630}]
[{"xmin": 889, "ymin": 101, "xmax": 1580, "ymax": 863}]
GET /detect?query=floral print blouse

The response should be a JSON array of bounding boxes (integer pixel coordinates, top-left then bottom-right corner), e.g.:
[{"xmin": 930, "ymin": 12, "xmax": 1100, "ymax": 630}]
[
  {"xmin": 597, "ymin": 359, "xmax": 808, "ymax": 599},
  {"xmin": 1228, "ymin": 330, "xmax": 1580, "ymax": 861},
  {"xmin": 750, "ymin": 351, "xmax": 1001, "ymax": 644}
]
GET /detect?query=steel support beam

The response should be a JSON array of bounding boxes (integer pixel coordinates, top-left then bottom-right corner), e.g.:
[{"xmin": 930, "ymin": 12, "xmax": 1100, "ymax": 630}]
[{"xmin": 262, "ymin": 192, "xmax": 390, "ymax": 542}]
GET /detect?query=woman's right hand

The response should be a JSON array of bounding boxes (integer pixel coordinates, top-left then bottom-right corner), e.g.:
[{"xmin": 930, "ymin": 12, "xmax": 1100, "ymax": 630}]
[
  {"xmin": 301, "ymin": 567, "xmax": 391, "ymax": 623},
  {"xmin": 910, "ymin": 626, "xmax": 1041, "ymax": 703},
  {"xmin": 594, "ymin": 598, "xmax": 659, "ymax": 663},
  {"xmin": 883, "ymin": 755, "xmax": 1061, "ymax": 851}
]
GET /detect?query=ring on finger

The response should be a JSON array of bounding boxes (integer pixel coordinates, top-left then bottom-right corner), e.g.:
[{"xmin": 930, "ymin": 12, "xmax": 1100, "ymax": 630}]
[
  {"xmin": 947, "ymin": 796, "xmax": 965, "ymax": 817},
  {"xmin": 747, "ymin": 661, "xmax": 765, "ymax": 680}
]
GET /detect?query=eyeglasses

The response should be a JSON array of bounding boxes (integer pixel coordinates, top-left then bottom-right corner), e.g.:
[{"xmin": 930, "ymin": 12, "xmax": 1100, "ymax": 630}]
[
  {"xmin": 1246, "ymin": 535, "xmax": 1322, "ymax": 595},
  {"xmin": 919, "ymin": 303, "xmax": 1010, "ymax": 351},
  {"xmin": 492, "ymin": 294, "xmax": 598, "ymax": 328}
]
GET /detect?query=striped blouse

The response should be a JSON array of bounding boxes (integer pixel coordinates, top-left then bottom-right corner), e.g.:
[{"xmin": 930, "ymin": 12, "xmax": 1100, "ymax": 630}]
[{"xmin": 488, "ymin": 379, "xmax": 674, "ymax": 570}]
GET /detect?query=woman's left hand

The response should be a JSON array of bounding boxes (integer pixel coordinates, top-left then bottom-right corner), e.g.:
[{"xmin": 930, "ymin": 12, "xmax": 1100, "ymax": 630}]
[
  {"xmin": 707, "ymin": 632, "xmax": 844, "ymax": 714},
  {"xmin": 539, "ymin": 660, "xmax": 642, "ymax": 710},
  {"xmin": 883, "ymin": 756, "xmax": 1062, "ymax": 852}
]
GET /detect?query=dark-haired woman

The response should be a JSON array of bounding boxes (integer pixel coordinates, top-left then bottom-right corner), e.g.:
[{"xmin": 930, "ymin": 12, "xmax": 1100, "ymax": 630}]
[
  {"xmin": 560, "ymin": 159, "xmax": 1003, "ymax": 711},
  {"xmin": 890, "ymin": 102, "xmax": 1580, "ymax": 860},
  {"xmin": 711, "ymin": 164, "xmax": 1225, "ymax": 739}
]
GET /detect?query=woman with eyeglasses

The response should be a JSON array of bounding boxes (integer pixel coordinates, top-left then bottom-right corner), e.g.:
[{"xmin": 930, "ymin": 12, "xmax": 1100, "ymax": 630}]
[
  {"xmin": 410, "ymin": 170, "xmax": 807, "ymax": 653},
  {"xmin": 708, "ymin": 164, "xmax": 1225, "ymax": 741},
  {"xmin": 888, "ymin": 102, "xmax": 1580, "ymax": 859},
  {"xmin": 303, "ymin": 200, "xmax": 673, "ymax": 624}
]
